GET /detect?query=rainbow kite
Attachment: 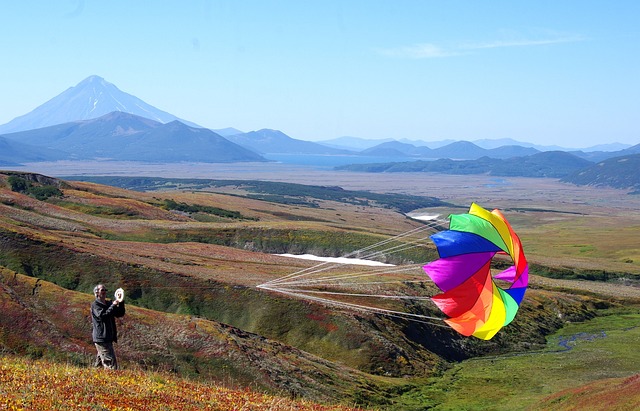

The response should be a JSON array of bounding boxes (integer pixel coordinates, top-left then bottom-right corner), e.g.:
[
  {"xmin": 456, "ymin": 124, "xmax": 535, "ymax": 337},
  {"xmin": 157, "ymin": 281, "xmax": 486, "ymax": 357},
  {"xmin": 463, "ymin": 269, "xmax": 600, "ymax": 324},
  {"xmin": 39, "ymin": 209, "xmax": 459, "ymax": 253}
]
[{"xmin": 423, "ymin": 203, "xmax": 529, "ymax": 340}]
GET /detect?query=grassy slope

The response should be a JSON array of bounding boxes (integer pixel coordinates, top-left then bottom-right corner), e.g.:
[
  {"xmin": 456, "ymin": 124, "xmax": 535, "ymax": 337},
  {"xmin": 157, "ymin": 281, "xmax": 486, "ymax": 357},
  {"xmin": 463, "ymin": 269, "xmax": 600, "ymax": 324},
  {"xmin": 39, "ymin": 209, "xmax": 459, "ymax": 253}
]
[
  {"xmin": 0, "ymin": 268, "xmax": 377, "ymax": 402},
  {"xmin": 536, "ymin": 374, "xmax": 640, "ymax": 411},
  {"xmin": 389, "ymin": 310, "xmax": 640, "ymax": 410},
  {"xmin": 1, "ymin": 172, "xmax": 640, "ymax": 409},
  {"xmin": 0, "ymin": 355, "xmax": 365, "ymax": 411},
  {"xmin": 3, "ymin": 268, "xmax": 638, "ymax": 410}
]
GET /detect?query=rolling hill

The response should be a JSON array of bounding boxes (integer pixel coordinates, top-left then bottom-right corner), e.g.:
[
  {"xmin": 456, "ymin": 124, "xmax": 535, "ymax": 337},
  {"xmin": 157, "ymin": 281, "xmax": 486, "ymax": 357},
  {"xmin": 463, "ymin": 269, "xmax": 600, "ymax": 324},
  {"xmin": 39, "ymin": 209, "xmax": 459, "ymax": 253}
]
[
  {"xmin": 361, "ymin": 141, "xmax": 433, "ymax": 157},
  {"xmin": 562, "ymin": 153, "xmax": 640, "ymax": 193},
  {"xmin": 362, "ymin": 140, "xmax": 539, "ymax": 160},
  {"xmin": 227, "ymin": 128, "xmax": 354, "ymax": 155},
  {"xmin": 0, "ymin": 136, "xmax": 69, "ymax": 165},
  {"xmin": 1, "ymin": 171, "xmax": 639, "ymax": 409},
  {"xmin": 0, "ymin": 268, "xmax": 368, "ymax": 402},
  {"xmin": 1, "ymin": 74, "xmax": 636, "ymax": 173},
  {"xmin": 1, "ymin": 112, "xmax": 266, "ymax": 163},
  {"xmin": 569, "ymin": 142, "xmax": 640, "ymax": 162},
  {"xmin": 3, "ymin": 103, "xmax": 639, "ymax": 190},
  {"xmin": 337, "ymin": 150, "xmax": 595, "ymax": 178}
]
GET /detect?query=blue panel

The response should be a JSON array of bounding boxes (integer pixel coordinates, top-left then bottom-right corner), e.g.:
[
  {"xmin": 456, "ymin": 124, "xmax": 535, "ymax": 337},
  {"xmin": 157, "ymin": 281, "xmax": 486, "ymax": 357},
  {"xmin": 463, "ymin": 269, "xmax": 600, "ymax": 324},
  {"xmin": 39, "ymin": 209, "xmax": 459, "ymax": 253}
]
[
  {"xmin": 504, "ymin": 286, "xmax": 527, "ymax": 305},
  {"xmin": 430, "ymin": 230, "xmax": 502, "ymax": 258}
]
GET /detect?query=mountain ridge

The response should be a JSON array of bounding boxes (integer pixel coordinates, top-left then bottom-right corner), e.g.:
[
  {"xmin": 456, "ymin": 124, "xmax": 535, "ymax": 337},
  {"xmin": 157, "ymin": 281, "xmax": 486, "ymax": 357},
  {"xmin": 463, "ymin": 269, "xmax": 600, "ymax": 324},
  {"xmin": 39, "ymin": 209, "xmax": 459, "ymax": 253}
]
[
  {"xmin": 562, "ymin": 153, "xmax": 640, "ymax": 193},
  {"xmin": 0, "ymin": 136, "xmax": 69, "ymax": 165},
  {"xmin": 0, "ymin": 75, "xmax": 637, "ymax": 185},
  {"xmin": 0, "ymin": 75, "xmax": 201, "ymax": 134},
  {"xmin": 336, "ymin": 150, "xmax": 595, "ymax": 179},
  {"xmin": 1, "ymin": 75, "xmax": 634, "ymax": 155},
  {"xmin": 227, "ymin": 129, "xmax": 355, "ymax": 155},
  {"xmin": 1, "ymin": 112, "xmax": 266, "ymax": 163}
]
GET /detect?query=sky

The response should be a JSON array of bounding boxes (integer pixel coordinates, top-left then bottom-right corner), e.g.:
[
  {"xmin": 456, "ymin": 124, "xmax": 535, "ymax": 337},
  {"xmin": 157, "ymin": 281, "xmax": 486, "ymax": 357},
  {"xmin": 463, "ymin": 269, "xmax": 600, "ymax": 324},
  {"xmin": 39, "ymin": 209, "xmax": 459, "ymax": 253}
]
[{"xmin": 1, "ymin": 1, "xmax": 638, "ymax": 148}]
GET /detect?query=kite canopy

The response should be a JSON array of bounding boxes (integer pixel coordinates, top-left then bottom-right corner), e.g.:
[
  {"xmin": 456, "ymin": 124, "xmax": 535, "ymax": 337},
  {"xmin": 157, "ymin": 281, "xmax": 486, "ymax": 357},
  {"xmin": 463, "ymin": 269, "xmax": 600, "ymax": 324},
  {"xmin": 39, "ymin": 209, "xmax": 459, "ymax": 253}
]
[{"xmin": 423, "ymin": 203, "xmax": 529, "ymax": 340}]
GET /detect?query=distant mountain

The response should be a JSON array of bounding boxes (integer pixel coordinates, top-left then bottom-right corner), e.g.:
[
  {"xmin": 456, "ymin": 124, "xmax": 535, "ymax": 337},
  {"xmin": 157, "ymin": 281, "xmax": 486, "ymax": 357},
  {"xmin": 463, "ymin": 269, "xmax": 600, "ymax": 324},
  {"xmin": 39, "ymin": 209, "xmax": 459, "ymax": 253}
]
[
  {"xmin": 397, "ymin": 138, "xmax": 457, "ymax": 149},
  {"xmin": 429, "ymin": 141, "xmax": 541, "ymax": 159},
  {"xmin": 362, "ymin": 140, "xmax": 538, "ymax": 160},
  {"xmin": 618, "ymin": 143, "xmax": 640, "ymax": 156},
  {"xmin": 570, "ymin": 143, "xmax": 640, "ymax": 162},
  {"xmin": 470, "ymin": 138, "xmax": 566, "ymax": 152},
  {"xmin": 333, "ymin": 137, "xmax": 635, "ymax": 154},
  {"xmin": 396, "ymin": 138, "xmax": 632, "ymax": 153},
  {"xmin": 562, "ymin": 153, "xmax": 640, "ymax": 193},
  {"xmin": 2, "ymin": 111, "xmax": 161, "ymax": 152},
  {"xmin": 112, "ymin": 121, "xmax": 266, "ymax": 162},
  {"xmin": 337, "ymin": 150, "xmax": 593, "ymax": 178},
  {"xmin": 212, "ymin": 127, "xmax": 244, "ymax": 137},
  {"xmin": 0, "ymin": 136, "xmax": 69, "ymax": 166},
  {"xmin": 486, "ymin": 145, "xmax": 540, "ymax": 159},
  {"xmin": 1, "ymin": 112, "xmax": 266, "ymax": 163},
  {"xmin": 471, "ymin": 138, "xmax": 534, "ymax": 150},
  {"xmin": 226, "ymin": 129, "xmax": 354, "ymax": 155},
  {"xmin": 0, "ymin": 75, "xmax": 200, "ymax": 134},
  {"xmin": 361, "ymin": 146, "xmax": 412, "ymax": 157},
  {"xmin": 2, "ymin": 75, "xmax": 634, "ymax": 165},
  {"xmin": 360, "ymin": 141, "xmax": 431, "ymax": 157},
  {"xmin": 395, "ymin": 137, "xmax": 567, "ymax": 152},
  {"xmin": 516, "ymin": 151, "xmax": 595, "ymax": 176},
  {"xmin": 430, "ymin": 141, "xmax": 494, "ymax": 159},
  {"xmin": 318, "ymin": 136, "xmax": 394, "ymax": 151},
  {"xmin": 582, "ymin": 142, "xmax": 633, "ymax": 152}
]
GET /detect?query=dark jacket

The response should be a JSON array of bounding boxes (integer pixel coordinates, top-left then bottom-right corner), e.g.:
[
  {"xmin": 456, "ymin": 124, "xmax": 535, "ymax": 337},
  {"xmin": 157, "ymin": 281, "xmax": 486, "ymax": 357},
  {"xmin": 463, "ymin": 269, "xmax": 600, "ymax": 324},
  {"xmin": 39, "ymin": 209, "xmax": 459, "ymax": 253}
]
[{"xmin": 91, "ymin": 299, "xmax": 125, "ymax": 343}]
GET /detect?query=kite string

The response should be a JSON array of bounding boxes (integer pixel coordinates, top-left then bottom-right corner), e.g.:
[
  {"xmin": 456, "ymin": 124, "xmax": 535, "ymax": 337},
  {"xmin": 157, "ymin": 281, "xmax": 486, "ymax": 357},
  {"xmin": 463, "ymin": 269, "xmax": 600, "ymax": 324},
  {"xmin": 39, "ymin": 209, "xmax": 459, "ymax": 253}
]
[
  {"xmin": 266, "ymin": 234, "xmax": 436, "ymax": 288},
  {"xmin": 259, "ymin": 285, "xmax": 445, "ymax": 322},
  {"xmin": 262, "ymin": 220, "xmax": 445, "ymax": 287},
  {"xmin": 257, "ymin": 219, "xmax": 450, "ymax": 326},
  {"xmin": 268, "ymin": 286, "xmax": 434, "ymax": 300},
  {"xmin": 273, "ymin": 264, "xmax": 424, "ymax": 287},
  {"xmin": 270, "ymin": 247, "xmax": 424, "ymax": 287},
  {"xmin": 261, "ymin": 221, "xmax": 442, "ymax": 285}
]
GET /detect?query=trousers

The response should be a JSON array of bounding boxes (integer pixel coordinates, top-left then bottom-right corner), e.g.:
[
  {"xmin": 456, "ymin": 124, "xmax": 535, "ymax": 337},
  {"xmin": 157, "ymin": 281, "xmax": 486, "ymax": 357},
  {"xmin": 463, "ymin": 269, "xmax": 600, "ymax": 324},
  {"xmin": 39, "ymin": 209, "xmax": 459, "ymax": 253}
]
[{"xmin": 94, "ymin": 342, "xmax": 118, "ymax": 369}]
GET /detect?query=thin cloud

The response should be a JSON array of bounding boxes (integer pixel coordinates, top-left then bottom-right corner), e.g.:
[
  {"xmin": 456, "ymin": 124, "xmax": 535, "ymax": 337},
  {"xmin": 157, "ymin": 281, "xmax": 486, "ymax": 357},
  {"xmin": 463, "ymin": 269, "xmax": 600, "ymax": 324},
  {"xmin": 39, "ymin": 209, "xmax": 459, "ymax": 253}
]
[
  {"xmin": 462, "ymin": 35, "xmax": 586, "ymax": 50},
  {"xmin": 376, "ymin": 43, "xmax": 462, "ymax": 59},
  {"xmin": 378, "ymin": 34, "xmax": 585, "ymax": 59}
]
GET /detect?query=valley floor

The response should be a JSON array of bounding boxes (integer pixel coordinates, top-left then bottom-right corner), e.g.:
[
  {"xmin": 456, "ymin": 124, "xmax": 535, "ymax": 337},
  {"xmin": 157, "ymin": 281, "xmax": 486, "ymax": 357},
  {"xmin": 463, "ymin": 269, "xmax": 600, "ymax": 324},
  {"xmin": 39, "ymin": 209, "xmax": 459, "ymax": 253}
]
[
  {"xmin": 13, "ymin": 160, "xmax": 639, "ymax": 210},
  {"xmin": 1, "ymin": 163, "xmax": 639, "ymax": 410}
]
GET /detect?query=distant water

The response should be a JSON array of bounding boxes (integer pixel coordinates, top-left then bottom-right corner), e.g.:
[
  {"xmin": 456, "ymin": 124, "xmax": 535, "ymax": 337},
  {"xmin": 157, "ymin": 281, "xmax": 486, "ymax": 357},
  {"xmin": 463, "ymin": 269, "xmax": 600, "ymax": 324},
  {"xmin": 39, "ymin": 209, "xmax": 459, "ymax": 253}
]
[
  {"xmin": 263, "ymin": 153, "xmax": 424, "ymax": 169},
  {"xmin": 485, "ymin": 178, "xmax": 511, "ymax": 187}
]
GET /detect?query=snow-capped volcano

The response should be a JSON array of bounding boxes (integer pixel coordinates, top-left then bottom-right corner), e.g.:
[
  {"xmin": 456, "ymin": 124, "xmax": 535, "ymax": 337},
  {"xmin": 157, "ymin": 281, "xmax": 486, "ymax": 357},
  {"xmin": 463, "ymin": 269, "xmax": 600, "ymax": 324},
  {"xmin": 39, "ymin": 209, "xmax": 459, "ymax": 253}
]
[{"xmin": 0, "ymin": 75, "xmax": 200, "ymax": 134}]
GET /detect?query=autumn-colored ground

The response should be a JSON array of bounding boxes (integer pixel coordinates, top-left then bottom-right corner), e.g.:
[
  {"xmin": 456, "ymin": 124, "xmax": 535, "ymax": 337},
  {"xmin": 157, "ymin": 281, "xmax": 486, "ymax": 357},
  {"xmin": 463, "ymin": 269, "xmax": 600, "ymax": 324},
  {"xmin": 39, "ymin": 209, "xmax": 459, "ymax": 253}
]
[
  {"xmin": 0, "ymin": 355, "xmax": 366, "ymax": 411},
  {"xmin": 535, "ymin": 374, "xmax": 640, "ymax": 411},
  {"xmin": 1, "ymin": 170, "xmax": 640, "ymax": 410},
  {"xmin": 0, "ymin": 268, "xmax": 379, "ymax": 402}
]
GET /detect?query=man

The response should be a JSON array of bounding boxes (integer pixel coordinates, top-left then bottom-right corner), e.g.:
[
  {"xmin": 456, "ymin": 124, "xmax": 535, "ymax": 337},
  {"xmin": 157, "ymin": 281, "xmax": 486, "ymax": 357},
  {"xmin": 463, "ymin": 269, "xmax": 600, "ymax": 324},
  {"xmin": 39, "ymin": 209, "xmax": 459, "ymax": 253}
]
[{"xmin": 91, "ymin": 284, "xmax": 125, "ymax": 369}]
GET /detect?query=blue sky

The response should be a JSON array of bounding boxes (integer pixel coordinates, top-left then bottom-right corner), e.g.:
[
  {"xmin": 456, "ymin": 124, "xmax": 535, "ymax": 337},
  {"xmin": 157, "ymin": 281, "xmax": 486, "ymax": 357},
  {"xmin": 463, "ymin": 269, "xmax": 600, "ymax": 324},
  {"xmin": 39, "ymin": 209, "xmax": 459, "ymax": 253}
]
[{"xmin": 1, "ymin": 1, "xmax": 638, "ymax": 148}]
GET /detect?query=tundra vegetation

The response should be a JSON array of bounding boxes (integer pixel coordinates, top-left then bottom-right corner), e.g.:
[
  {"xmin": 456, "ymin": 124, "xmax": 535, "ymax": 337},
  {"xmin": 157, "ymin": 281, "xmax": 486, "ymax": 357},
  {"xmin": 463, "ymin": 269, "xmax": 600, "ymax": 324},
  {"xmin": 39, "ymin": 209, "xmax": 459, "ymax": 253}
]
[{"xmin": 0, "ymin": 171, "xmax": 638, "ymax": 410}]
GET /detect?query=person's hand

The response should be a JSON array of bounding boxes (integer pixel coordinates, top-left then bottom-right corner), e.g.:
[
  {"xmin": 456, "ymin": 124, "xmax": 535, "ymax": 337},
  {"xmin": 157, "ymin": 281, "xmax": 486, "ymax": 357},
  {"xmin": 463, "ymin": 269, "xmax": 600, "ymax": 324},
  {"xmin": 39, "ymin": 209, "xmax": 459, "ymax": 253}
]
[{"xmin": 114, "ymin": 288, "xmax": 124, "ymax": 303}]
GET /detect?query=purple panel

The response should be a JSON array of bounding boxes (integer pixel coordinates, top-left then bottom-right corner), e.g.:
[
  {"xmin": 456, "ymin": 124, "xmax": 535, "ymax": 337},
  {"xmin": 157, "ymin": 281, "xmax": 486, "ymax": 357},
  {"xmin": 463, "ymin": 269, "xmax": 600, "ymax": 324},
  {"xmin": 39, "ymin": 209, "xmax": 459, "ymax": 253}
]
[{"xmin": 423, "ymin": 251, "xmax": 495, "ymax": 292}]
